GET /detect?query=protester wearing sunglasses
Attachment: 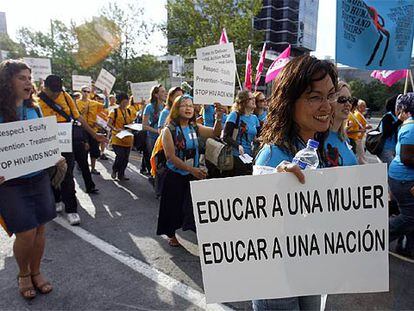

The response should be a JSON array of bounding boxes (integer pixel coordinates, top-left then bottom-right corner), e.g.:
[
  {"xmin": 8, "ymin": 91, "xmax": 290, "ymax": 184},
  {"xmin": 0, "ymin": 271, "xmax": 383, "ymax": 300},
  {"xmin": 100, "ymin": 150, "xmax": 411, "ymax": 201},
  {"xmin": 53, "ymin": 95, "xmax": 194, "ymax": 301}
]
[{"xmin": 324, "ymin": 81, "xmax": 358, "ymax": 167}]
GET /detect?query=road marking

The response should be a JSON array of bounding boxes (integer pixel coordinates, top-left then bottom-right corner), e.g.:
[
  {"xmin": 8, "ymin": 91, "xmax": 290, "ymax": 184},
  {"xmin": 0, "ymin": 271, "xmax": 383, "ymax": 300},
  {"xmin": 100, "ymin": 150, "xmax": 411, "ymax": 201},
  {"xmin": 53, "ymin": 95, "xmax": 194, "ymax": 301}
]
[
  {"xmin": 389, "ymin": 251, "xmax": 414, "ymax": 264},
  {"xmin": 54, "ymin": 216, "xmax": 233, "ymax": 311}
]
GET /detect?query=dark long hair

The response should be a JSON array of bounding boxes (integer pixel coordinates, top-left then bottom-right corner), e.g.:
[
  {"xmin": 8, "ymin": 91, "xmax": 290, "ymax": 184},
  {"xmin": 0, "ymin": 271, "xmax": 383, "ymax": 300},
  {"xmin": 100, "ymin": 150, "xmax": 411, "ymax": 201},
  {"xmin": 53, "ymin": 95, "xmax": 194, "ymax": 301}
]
[
  {"xmin": 0, "ymin": 60, "xmax": 32, "ymax": 122},
  {"xmin": 260, "ymin": 55, "xmax": 338, "ymax": 155},
  {"xmin": 166, "ymin": 94, "xmax": 196, "ymax": 126}
]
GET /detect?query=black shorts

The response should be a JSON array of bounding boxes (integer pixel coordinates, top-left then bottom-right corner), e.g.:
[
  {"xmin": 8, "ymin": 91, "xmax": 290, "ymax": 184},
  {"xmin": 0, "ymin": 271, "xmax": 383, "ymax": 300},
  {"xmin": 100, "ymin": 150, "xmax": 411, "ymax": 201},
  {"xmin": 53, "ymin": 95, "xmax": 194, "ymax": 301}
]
[
  {"xmin": 87, "ymin": 132, "xmax": 101, "ymax": 159},
  {"xmin": 0, "ymin": 172, "xmax": 56, "ymax": 234}
]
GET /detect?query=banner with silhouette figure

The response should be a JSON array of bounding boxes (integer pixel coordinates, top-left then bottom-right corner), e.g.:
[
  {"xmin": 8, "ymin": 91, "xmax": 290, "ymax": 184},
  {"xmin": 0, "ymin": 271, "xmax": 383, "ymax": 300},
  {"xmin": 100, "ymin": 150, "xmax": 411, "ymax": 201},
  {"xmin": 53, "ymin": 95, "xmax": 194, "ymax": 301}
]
[{"xmin": 336, "ymin": 0, "xmax": 414, "ymax": 70}]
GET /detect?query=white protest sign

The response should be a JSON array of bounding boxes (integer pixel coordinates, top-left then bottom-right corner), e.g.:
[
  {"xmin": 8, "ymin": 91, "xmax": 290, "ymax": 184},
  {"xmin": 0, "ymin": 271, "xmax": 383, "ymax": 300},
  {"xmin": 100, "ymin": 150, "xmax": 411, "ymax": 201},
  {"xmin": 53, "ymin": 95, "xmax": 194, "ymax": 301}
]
[
  {"xmin": 23, "ymin": 57, "xmax": 52, "ymax": 80},
  {"xmin": 196, "ymin": 43, "xmax": 237, "ymax": 72},
  {"xmin": 130, "ymin": 81, "xmax": 158, "ymax": 103},
  {"xmin": 95, "ymin": 68, "xmax": 116, "ymax": 93},
  {"xmin": 193, "ymin": 60, "xmax": 235, "ymax": 106},
  {"xmin": 125, "ymin": 123, "xmax": 142, "ymax": 131},
  {"xmin": 190, "ymin": 163, "xmax": 389, "ymax": 303},
  {"xmin": 0, "ymin": 116, "xmax": 60, "ymax": 180},
  {"xmin": 72, "ymin": 75, "xmax": 92, "ymax": 91},
  {"xmin": 57, "ymin": 123, "xmax": 72, "ymax": 153}
]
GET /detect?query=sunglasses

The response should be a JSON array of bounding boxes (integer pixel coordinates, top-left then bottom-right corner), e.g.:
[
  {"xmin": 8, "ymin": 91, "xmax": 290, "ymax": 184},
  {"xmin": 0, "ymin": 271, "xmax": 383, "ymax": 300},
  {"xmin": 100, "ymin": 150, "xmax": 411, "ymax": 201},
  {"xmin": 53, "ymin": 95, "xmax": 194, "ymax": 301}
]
[{"xmin": 337, "ymin": 96, "xmax": 353, "ymax": 104}]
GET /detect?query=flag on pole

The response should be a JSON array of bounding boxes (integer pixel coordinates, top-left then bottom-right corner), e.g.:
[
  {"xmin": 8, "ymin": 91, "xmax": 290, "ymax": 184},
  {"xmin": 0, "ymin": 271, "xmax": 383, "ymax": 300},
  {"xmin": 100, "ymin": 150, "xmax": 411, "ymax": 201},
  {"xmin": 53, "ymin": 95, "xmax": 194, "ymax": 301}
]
[
  {"xmin": 265, "ymin": 45, "xmax": 291, "ymax": 83},
  {"xmin": 370, "ymin": 69, "xmax": 408, "ymax": 87},
  {"xmin": 336, "ymin": 0, "xmax": 414, "ymax": 70},
  {"xmin": 219, "ymin": 28, "xmax": 229, "ymax": 44},
  {"xmin": 244, "ymin": 45, "xmax": 252, "ymax": 90},
  {"xmin": 255, "ymin": 43, "xmax": 267, "ymax": 89}
]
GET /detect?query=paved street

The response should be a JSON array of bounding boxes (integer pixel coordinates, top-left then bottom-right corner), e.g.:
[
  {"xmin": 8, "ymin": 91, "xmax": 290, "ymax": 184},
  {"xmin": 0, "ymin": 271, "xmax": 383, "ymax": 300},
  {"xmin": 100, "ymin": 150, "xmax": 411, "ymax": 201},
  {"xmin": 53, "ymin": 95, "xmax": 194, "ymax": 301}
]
[{"xmin": 1, "ymin": 118, "xmax": 413, "ymax": 310}]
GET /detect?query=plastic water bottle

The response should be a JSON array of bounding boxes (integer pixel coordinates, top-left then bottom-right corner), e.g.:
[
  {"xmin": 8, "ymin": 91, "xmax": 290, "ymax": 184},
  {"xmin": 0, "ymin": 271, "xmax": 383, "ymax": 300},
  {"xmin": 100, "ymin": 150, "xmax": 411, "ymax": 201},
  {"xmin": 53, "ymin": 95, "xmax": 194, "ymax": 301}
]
[{"xmin": 292, "ymin": 139, "xmax": 319, "ymax": 170}]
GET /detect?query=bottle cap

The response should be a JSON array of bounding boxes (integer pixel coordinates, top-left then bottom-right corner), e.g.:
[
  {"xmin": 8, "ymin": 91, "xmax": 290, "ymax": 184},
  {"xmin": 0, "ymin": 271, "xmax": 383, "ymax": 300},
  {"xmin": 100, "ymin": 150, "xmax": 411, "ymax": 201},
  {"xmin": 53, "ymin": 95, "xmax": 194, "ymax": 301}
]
[{"xmin": 307, "ymin": 139, "xmax": 319, "ymax": 149}]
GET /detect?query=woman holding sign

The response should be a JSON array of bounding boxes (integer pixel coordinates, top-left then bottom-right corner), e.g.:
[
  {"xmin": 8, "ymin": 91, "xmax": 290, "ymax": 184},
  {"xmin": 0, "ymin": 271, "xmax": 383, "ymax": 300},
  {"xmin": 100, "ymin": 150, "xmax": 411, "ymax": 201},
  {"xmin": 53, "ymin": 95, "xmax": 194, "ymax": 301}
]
[
  {"xmin": 108, "ymin": 93, "xmax": 135, "ymax": 181},
  {"xmin": 254, "ymin": 55, "xmax": 339, "ymax": 310},
  {"xmin": 0, "ymin": 60, "xmax": 63, "ymax": 299},
  {"xmin": 156, "ymin": 95, "xmax": 222, "ymax": 246}
]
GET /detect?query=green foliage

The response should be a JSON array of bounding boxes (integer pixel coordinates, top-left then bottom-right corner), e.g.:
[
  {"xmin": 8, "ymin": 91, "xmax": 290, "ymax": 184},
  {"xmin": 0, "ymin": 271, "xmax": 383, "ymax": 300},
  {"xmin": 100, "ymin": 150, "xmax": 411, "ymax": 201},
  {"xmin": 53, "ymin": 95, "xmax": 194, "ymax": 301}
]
[
  {"xmin": 349, "ymin": 79, "xmax": 405, "ymax": 112},
  {"xmin": 0, "ymin": 33, "xmax": 25, "ymax": 58},
  {"xmin": 10, "ymin": 2, "xmax": 167, "ymax": 93},
  {"xmin": 165, "ymin": 0, "xmax": 264, "ymax": 71}
]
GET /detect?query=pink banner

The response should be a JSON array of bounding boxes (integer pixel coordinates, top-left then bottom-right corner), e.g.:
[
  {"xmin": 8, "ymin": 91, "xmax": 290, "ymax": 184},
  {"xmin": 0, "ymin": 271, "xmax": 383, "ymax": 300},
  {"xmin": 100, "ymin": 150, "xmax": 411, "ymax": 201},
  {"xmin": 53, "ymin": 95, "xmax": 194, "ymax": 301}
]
[
  {"xmin": 370, "ymin": 69, "xmax": 408, "ymax": 87},
  {"xmin": 219, "ymin": 28, "xmax": 229, "ymax": 45},
  {"xmin": 244, "ymin": 45, "xmax": 252, "ymax": 90},
  {"xmin": 255, "ymin": 43, "xmax": 267, "ymax": 89},
  {"xmin": 265, "ymin": 45, "xmax": 291, "ymax": 83}
]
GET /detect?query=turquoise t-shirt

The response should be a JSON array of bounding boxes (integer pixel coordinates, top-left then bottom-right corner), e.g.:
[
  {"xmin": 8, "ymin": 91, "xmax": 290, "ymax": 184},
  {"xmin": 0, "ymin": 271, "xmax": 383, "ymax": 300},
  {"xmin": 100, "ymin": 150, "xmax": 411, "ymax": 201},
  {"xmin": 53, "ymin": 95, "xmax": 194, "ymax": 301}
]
[
  {"xmin": 166, "ymin": 125, "xmax": 199, "ymax": 176},
  {"xmin": 0, "ymin": 104, "xmax": 43, "ymax": 178},
  {"xmin": 158, "ymin": 107, "xmax": 170, "ymax": 129},
  {"xmin": 324, "ymin": 131, "xmax": 357, "ymax": 167},
  {"xmin": 255, "ymin": 144, "xmax": 293, "ymax": 167},
  {"xmin": 203, "ymin": 104, "xmax": 227, "ymax": 127},
  {"xmin": 256, "ymin": 111, "xmax": 267, "ymax": 127},
  {"xmin": 143, "ymin": 102, "xmax": 163, "ymax": 139},
  {"xmin": 389, "ymin": 117, "xmax": 414, "ymax": 181},
  {"xmin": 226, "ymin": 111, "xmax": 260, "ymax": 157}
]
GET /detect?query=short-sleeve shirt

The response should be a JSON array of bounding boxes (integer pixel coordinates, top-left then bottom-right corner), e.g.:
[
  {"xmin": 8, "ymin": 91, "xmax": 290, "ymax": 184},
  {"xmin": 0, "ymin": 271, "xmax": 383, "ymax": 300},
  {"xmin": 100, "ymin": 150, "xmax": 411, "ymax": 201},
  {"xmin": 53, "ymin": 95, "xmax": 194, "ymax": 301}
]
[
  {"xmin": 143, "ymin": 102, "xmax": 163, "ymax": 139},
  {"xmin": 389, "ymin": 117, "xmax": 414, "ymax": 181},
  {"xmin": 38, "ymin": 92, "xmax": 80, "ymax": 123},
  {"xmin": 226, "ymin": 111, "xmax": 260, "ymax": 156},
  {"xmin": 76, "ymin": 99, "xmax": 104, "ymax": 130},
  {"xmin": 109, "ymin": 108, "xmax": 135, "ymax": 147},
  {"xmin": 255, "ymin": 144, "xmax": 294, "ymax": 168},
  {"xmin": 158, "ymin": 107, "xmax": 170, "ymax": 129},
  {"xmin": 256, "ymin": 111, "xmax": 267, "ymax": 127},
  {"xmin": 347, "ymin": 110, "xmax": 366, "ymax": 140},
  {"xmin": 324, "ymin": 131, "xmax": 357, "ymax": 167},
  {"xmin": 380, "ymin": 112, "xmax": 399, "ymax": 151},
  {"xmin": 203, "ymin": 105, "xmax": 215, "ymax": 127},
  {"xmin": 166, "ymin": 125, "xmax": 199, "ymax": 175}
]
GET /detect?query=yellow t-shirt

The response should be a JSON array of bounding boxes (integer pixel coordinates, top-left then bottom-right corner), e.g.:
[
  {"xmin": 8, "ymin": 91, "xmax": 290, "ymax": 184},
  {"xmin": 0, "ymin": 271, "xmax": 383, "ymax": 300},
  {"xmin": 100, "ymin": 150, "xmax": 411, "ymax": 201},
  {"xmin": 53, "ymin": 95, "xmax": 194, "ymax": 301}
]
[
  {"xmin": 347, "ymin": 111, "xmax": 367, "ymax": 140},
  {"xmin": 76, "ymin": 99, "xmax": 104, "ymax": 130},
  {"xmin": 109, "ymin": 108, "xmax": 135, "ymax": 147},
  {"xmin": 38, "ymin": 92, "xmax": 80, "ymax": 123},
  {"xmin": 128, "ymin": 103, "xmax": 140, "ymax": 118}
]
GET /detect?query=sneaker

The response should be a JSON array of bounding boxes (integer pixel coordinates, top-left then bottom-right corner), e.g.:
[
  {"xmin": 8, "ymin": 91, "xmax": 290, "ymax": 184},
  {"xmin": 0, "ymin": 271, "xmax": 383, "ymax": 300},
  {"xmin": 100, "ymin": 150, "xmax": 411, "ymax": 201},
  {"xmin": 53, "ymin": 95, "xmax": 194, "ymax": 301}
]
[
  {"xmin": 91, "ymin": 169, "xmax": 101, "ymax": 175},
  {"xmin": 66, "ymin": 213, "xmax": 81, "ymax": 226},
  {"xmin": 99, "ymin": 154, "xmax": 108, "ymax": 160},
  {"xmin": 111, "ymin": 170, "xmax": 117, "ymax": 179},
  {"xmin": 55, "ymin": 202, "xmax": 64, "ymax": 213},
  {"xmin": 118, "ymin": 175, "xmax": 130, "ymax": 181}
]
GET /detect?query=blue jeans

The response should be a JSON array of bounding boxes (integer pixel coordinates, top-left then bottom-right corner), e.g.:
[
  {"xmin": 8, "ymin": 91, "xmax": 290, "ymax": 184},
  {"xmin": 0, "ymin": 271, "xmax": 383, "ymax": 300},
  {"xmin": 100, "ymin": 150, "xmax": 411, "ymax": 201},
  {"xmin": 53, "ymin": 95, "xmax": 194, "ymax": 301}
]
[
  {"xmin": 253, "ymin": 295, "xmax": 321, "ymax": 311},
  {"xmin": 389, "ymin": 177, "xmax": 414, "ymax": 244}
]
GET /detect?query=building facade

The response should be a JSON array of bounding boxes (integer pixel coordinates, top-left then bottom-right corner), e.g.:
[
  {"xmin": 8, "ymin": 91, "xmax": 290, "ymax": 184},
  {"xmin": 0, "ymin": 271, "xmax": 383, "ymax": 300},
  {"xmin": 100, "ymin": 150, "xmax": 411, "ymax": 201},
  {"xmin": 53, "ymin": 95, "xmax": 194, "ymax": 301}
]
[
  {"xmin": 0, "ymin": 12, "xmax": 7, "ymax": 35},
  {"xmin": 254, "ymin": 0, "xmax": 319, "ymax": 55}
]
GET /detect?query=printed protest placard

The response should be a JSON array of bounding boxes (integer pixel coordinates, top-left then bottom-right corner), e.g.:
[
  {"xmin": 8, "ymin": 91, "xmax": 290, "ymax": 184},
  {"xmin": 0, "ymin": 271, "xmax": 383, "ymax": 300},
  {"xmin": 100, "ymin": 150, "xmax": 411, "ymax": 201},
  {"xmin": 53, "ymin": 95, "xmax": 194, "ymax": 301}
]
[
  {"xmin": 72, "ymin": 75, "xmax": 92, "ymax": 91},
  {"xmin": 190, "ymin": 163, "xmax": 388, "ymax": 303},
  {"xmin": 95, "ymin": 68, "xmax": 116, "ymax": 93},
  {"xmin": 196, "ymin": 43, "xmax": 236, "ymax": 72},
  {"xmin": 57, "ymin": 123, "xmax": 72, "ymax": 153},
  {"xmin": 23, "ymin": 57, "xmax": 52, "ymax": 80},
  {"xmin": 336, "ymin": 0, "xmax": 414, "ymax": 69},
  {"xmin": 193, "ymin": 60, "xmax": 235, "ymax": 106},
  {"xmin": 130, "ymin": 81, "xmax": 158, "ymax": 103},
  {"xmin": 0, "ymin": 116, "xmax": 60, "ymax": 180}
]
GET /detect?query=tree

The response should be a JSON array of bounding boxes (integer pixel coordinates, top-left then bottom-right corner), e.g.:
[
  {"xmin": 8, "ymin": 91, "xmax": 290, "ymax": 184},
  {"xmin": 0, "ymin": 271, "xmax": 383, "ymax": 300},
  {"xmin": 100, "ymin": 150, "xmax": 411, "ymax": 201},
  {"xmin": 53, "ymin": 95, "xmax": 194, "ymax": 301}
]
[
  {"xmin": 165, "ymin": 0, "xmax": 263, "ymax": 68},
  {"xmin": 0, "ymin": 34, "xmax": 25, "ymax": 59},
  {"xmin": 349, "ymin": 79, "xmax": 405, "ymax": 112}
]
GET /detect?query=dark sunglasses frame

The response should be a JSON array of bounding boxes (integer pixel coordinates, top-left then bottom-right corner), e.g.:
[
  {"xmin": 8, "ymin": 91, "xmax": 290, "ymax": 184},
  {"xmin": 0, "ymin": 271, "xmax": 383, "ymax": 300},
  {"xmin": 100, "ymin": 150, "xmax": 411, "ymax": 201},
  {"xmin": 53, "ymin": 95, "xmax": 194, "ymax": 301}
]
[{"xmin": 337, "ymin": 96, "xmax": 353, "ymax": 104}]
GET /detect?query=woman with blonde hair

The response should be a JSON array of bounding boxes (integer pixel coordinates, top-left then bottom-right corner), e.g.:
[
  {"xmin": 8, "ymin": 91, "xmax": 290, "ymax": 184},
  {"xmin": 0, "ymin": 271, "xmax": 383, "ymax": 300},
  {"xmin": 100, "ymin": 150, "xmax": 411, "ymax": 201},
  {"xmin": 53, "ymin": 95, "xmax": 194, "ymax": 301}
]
[
  {"xmin": 223, "ymin": 90, "xmax": 260, "ymax": 176},
  {"xmin": 324, "ymin": 81, "xmax": 357, "ymax": 167}
]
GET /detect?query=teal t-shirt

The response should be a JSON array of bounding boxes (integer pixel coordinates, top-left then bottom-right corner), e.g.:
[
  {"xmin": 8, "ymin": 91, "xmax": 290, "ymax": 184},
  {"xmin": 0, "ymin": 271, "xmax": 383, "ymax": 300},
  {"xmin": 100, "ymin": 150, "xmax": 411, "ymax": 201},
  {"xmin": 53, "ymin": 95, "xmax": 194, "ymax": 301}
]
[
  {"xmin": 226, "ymin": 111, "xmax": 260, "ymax": 157},
  {"xmin": 324, "ymin": 131, "xmax": 357, "ymax": 167},
  {"xmin": 158, "ymin": 107, "xmax": 170, "ymax": 129},
  {"xmin": 0, "ymin": 104, "xmax": 43, "ymax": 178},
  {"xmin": 389, "ymin": 117, "xmax": 414, "ymax": 181},
  {"xmin": 143, "ymin": 102, "xmax": 163, "ymax": 139},
  {"xmin": 166, "ymin": 125, "xmax": 199, "ymax": 176},
  {"xmin": 256, "ymin": 111, "xmax": 267, "ymax": 127}
]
